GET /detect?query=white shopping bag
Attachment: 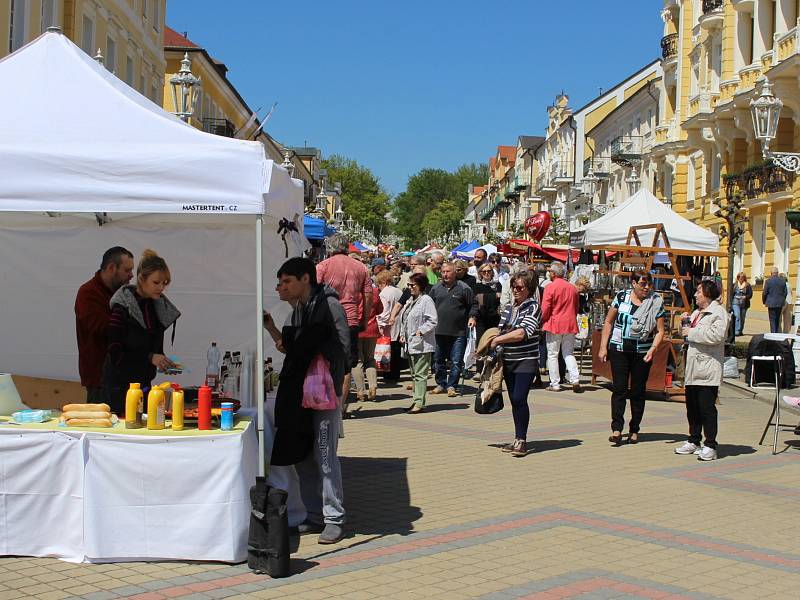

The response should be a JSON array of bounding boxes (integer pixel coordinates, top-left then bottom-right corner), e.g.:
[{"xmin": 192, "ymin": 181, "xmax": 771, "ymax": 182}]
[{"xmin": 464, "ymin": 327, "xmax": 477, "ymax": 370}]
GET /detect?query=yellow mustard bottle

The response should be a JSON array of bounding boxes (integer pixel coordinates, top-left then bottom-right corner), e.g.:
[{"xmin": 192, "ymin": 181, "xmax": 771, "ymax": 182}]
[
  {"xmin": 146, "ymin": 388, "xmax": 166, "ymax": 430},
  {"xmin": 171, "ymin": 390, "xmax": 184, "ymax": 431},
  {"xmin": 125, "ymin": 383, "xmax": 143, "ymax": 429}
]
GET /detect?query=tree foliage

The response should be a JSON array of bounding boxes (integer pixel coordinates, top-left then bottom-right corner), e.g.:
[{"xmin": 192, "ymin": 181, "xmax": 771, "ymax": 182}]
[
  {"xmin": 321, "ymin": 155, "xmax": 392, "ymax": 236},
  {"xmin": 392, "ymin": 163, "xmax": 488, "ymax": 246}
]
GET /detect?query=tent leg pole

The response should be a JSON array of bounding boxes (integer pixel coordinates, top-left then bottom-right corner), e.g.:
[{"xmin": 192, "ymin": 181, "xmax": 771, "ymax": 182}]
[{"xmin": 256, "ymin": 216, "xmax": 266, "ymax": 478}]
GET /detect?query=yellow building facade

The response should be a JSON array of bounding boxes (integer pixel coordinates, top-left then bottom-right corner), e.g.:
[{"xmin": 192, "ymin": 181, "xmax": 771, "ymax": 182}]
[
  {"xmin": 2, "ymin": 0, "xmax": 166, "ymax": 103},
  {"xmin": 653, "ymin": 0, "xmax": 800, "ymax": 319}
]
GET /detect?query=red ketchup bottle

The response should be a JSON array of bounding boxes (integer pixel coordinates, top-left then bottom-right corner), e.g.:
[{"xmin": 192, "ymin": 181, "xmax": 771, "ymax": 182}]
[{"xmin": 198, "ymin": 385, "xmax": 212, "ymax": 430}]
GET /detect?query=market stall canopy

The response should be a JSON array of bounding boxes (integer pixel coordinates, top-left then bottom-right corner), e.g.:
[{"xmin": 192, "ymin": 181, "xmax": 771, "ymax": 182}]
[
  {"xmin": 569, "ymin": 188, "xmax": 719, "ymax": 252},
  {"xmin": 0, "ymin": 30, "xmax": 274, "ymax": 214},
  {"xmin": 508, "ymin": 239, "xmax": 581, "ymax": 262},
  {"xmin": 303, "ymin": 215, "xmax": 336, "ymax": 241},
  {"xmin": 461, "ymin": 243, "xmax": 497, "ymax": 259}
]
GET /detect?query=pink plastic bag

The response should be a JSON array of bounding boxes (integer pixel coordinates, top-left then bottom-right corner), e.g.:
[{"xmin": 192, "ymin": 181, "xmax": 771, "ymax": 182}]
[{"xmin": 302, "ymin": 354, "xmax": 339, "ymax": 410}]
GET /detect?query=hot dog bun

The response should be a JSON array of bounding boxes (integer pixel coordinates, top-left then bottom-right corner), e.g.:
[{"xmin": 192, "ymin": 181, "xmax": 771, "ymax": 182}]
[
  {"xmin": 66, "ymin": 418, "xmax": 113, "ymax": 427},
  {"xmin": 62, "ymin": 403, "xmax": 111, "ymax": 413},
  {"xmin": 62, "ymin": 411, "xmax": 111, "ymax": 420}
]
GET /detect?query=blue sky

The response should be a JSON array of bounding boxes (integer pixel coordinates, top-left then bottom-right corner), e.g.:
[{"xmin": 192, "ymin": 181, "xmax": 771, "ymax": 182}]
[{"xmin": 166, "ymin": 1, "xmax": 664, "ymax": 195}]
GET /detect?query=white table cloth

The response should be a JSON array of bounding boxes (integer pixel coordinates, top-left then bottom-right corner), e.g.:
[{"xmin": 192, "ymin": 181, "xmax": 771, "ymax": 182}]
[{"xmin": 0, "ymin": 422, "xmax": 257, "ymax": 563}]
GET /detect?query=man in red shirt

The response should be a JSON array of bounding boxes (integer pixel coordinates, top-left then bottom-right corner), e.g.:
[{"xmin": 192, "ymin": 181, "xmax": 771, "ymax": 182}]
[
  {"xmin": 316, "ymin": 234, "xmax": 372, "ymax": 415},
  {"xmin": 74, "ymin": 247, "xmax": 134, "ymax": 402},
  {"xmin": 540, "ymin": 261, "xmax": 581, "ymax": 392}
]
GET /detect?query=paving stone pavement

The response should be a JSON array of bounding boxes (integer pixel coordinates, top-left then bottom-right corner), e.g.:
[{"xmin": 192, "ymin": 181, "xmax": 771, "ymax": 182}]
[{"xmin": 2, "ymin": 376, "xmax": 799, "ymax": 599}]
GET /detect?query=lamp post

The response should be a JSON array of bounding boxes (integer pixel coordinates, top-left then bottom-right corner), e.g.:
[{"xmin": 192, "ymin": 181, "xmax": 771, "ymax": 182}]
[
  {"xmin": 626, "ymin": 168, "xmax": 641, "ymax": 196},
  {"xmin": 314, "ymin": 189, "xmax": 327, "ymax": 213},
  {"xmin": 750, "ymin": 78, "xmax": 800, "ymax": 332},
  {"xmin": 169, "ymin": 52, "xmax": 201, "ymax": 122},
  {"xmin": 489, "ymin": 214, "xmax": 499, "ymax": 234},
  {"xmin": 581, "ymin": 168, "xmax": 599, "ymax": 200},
  {"xmin": 281, "ymin": 149, "xmax": 295, "ymax": 177},
  {"xmin": 715, "ymin": 186, "xmax": 746, "ymax": 312}
]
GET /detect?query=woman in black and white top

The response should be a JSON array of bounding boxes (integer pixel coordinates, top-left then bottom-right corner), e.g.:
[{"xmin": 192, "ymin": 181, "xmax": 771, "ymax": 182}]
[{"xmin": 490, "ymin": 271, "xmax": 540, "ymax": 457}]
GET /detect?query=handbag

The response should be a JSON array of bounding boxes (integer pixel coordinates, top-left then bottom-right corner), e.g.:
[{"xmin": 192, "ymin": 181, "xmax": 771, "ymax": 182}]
[
  {"xmin": 463, "ymin": 327, "xmax": 477, "ymax": 370},
  {"xmin": 374, "ymin": 336, "xmax": 392, "ymax": 372},
  {"xmin": 301, "ymin": 354, "xmax": 339, "ymax": 410},
  {"xmin": 474, "ymin": 388, "xmax": 504, "ymax": 415}
]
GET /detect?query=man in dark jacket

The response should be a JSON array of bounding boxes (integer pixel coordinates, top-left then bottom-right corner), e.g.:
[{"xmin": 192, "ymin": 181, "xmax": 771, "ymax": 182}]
[
  {"xmin": 263, "ymin": 257, "xmax": 349, "ymax": 545},
  {"xmin": 74, "ymin": 247, "xmax": 134, "ymax": 402},
  {"xmin": 429, "ymin": 262, "xmax": 476, "ymax": 396},
  {"xmin": 763, "ymin": 267, "xmax": 788, "ymax": 333}
]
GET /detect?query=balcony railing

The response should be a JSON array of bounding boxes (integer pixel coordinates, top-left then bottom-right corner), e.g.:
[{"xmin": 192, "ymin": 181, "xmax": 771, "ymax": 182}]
[
  {"xmin": 583, "ymin": 156, "xmax": 611, "ymax": 177},
  {"xmin": 661, "ymin": 33, "xmax": 678, "ymax": 60},
  {"xmin": 552, "ymin": 160, "xmax": 574, "ymax": 182},
  {"xmin": 202, "ymin": 118, "xmax": 236, "ymax": 137},
  {"xmin": 723, "ymin": 162, "xmax": 795, "ymax": 201},
  {"xmin": 610, "ymin": 136, "xmax": 643, "ymax": 165},
  {"xmin": 514, "ymin": 175, "xmax": 530, "ymax": 190},
  {"xmin": 702, "ymin": 0, "xmax": 723, "ymax": 13}
]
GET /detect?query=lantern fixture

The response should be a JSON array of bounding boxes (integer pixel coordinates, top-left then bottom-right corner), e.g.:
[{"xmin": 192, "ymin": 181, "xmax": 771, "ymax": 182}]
[
  {"xmin": 346, "ymin": 216, "xmax": 354, "ymax": 230},
  {"xmin": 315, "ymin": 189, "xmax": 327, "ymax": 212},
  {"xmin": 281, "ymin": 149, "xmax": 295, "ymax": 177},
  {"xmin": 489, "ymin": 214, "xmax": 499, "ymax": 231},
  {"xmin": 581, "ymin": 168, "xmax": 599, "ymax": 199},
  {"xmin": 750, "ymin": 78, "xmax": 800, "ymax": 172},
  {"xmin": 169, "ymin": 52, "xmax": 201, "ymax": 122},
  {"xmin": 626, "ymin": 169, "xmax": 641, "ymax": 196}
]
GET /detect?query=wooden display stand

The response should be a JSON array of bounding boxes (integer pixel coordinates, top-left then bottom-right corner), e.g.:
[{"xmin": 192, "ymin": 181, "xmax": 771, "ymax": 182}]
[{"xmin": 587, "ymin": 224, "xmax": 725, "ymax": 401}]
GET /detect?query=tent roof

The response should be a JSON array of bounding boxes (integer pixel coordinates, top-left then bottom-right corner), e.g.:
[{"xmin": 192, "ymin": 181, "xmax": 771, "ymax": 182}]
[
  {"xmin": 0, "ymin": 30, "xmax": 279, "ymax": 215},
  {"xmin": 569, "ymin": 188, "xmax": 719, "ymax": 252},
  {"xmin": 303, "ymin": 215, "xmax": 335, "ymax": 241}
]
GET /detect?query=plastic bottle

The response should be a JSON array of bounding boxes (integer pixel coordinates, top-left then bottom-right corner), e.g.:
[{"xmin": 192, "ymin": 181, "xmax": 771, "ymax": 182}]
[
  {"xmin": 125, "ymin": 383, "xmax": 143, "ymax": 429},
  {"xmin": 171, "ymin": 389, "xmax": 184, "ymax": 431},
  {"xmin": 198, "ymin": 384, "xmax": 212, "ymax": 430},
  {"xmin": 206, "ymin": 342, "xmax": 221, "ymax": 389},
  {"xmin": 220, "ymin": 402, "xmax": 234, "ymax": 431},
  {"xmin": 146, "ymin": 388, "xmax": 166, "ymax": 430}
]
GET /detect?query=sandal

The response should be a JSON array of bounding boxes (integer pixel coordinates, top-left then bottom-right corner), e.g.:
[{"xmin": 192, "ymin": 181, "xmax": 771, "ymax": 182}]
[
  {"xmin": 608, "ymin": 433, "xmax": 623, "ymax": 446},
  {"xmin": 627, "ymin": 433, "xmax": 639, "ymax": 444}
]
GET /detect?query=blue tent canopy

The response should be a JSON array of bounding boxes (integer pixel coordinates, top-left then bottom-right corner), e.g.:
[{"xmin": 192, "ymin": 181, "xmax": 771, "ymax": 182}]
[
  {"xmin": 303, "ymin": 215, "xmax": 336, "ymax": 240},
  {"xmin": 450, "ymin": 240, "xmax": 468, "ymax": 254}
]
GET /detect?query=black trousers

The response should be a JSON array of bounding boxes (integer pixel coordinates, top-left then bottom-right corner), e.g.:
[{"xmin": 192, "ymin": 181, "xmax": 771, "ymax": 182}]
[
  {"xmin": 685, "ymin": 385, "xmax": 718, "ymax": 448},
  {"xmin": 609, "ymin": 348, "xmax": 652, "ymax": 433}
]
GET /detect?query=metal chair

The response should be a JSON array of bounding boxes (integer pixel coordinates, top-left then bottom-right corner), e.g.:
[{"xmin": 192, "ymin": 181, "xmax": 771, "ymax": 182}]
[{"xmin": 754, "ymin": 355, "xmax": 792, "ymax": 454}]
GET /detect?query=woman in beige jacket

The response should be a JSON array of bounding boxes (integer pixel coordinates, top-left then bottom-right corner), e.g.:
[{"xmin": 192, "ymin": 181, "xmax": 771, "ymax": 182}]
[{"xmin": 675, "ymin": 280, "xmax": 729, "ymax": 461}]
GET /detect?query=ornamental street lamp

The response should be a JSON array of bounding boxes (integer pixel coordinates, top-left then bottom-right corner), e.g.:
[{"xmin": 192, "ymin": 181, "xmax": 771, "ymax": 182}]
[
  {"xmin": 750, "ymin": 78, "xmax": 800, "ymax": 171},
  {"xmin": 489, "ymin": 214, "xmax": 499, "ymax": 232},
  {"xmin": 314, "ymin": 189, "xmax": 327, "ymax": 213},
  {"xmin": 281, "ymin": 149, "xmax": 295, "ymax": 177},
  {"xmin": 581, "ymin": 168, "xmax": 599, "ymax": 199},
  {"xmin": 169, "ymin": 52, "xmax": 201, "ymax": 122},
  {"xmin": 346, "ymin": 216, "xmax": 354, "ymax": 231},
  {"xmin": 626, "ymin": 169, "xmax": 641, "ymax": 196}
]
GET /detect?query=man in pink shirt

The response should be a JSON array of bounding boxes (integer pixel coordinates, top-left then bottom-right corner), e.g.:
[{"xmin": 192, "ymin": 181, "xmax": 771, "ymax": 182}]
[
  {"xmin": 317, "ymin": 234, "xmax": 373, "ymax": 415},
  {"xmin": 540, "ymin": 261, "xmax": 581, "ymax": 392}
]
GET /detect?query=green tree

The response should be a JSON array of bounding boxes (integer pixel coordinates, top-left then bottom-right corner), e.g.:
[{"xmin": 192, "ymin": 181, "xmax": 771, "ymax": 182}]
[
  {"xmin": 321, "ymin": 155, "xmax": 392, "ymax": 237},
  {"xmin": 392, "ymin": 163, "xmax": 489, "ymax": 247}
]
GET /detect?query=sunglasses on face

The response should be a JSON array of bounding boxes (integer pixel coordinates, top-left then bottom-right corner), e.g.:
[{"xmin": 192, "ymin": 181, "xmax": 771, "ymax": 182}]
[
  {"xmin": 512, "ymin": 285, "xmax": 526, "ymax": 291},
  {"xmin": 407, "ymin": 283, "xmax": 417, "ymax": 288},
  {"xmin": 480, "ymin": 270, "xmax": 493, "ymax": 274},
  {"xmin": 635, "ymin": 280, "xmax": 651, "ymax": 288}
]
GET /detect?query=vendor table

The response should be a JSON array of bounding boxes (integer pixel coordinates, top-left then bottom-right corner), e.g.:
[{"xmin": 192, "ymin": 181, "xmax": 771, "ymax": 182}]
[{"xmin": 0, "ymin": 417, "xmax": 257, "ymax": 563}]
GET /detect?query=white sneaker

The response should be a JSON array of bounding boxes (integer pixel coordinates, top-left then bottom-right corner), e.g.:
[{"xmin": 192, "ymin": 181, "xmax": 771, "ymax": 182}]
[
  {"xmin": 697, "ymin": 446, "xmax": 718, "ymax": 461},
  {"xmin": 693, "ymin": 446, "xmax": 703, "ymax": 455},
  {"xmin": 546, "ymin": 384, "xmax": 561, "ymax": 392},
  {"xmin": 674, "ymin": 442, "xmax": 699, "ymax": 455}
]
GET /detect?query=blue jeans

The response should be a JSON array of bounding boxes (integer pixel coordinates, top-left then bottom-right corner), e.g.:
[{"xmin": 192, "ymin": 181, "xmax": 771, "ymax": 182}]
[
  {"xmin": 503, "ymin": 367, "xmax": 537, "ymax": 440},
  {"xmin": 434, "ymin": 334, "xmax": 467, "ymax": 390},
  {"xmin": 732, "ymin": 304, "xmax": 747, "ymax": 335}
]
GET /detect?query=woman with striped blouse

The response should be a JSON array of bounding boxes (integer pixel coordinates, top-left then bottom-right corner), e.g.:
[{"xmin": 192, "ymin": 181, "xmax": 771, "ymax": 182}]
[{"xmin": 490, "ymin": 271, "xmax": 541, "ymax": 457}]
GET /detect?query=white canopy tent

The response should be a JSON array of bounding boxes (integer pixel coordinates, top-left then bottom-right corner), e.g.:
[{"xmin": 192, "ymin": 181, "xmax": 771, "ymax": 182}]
[
  {"xmin": 569, "ymin": 188, "xmax": 719, "ymax": 252},
  {"xmin": 0, "ymin": 30, "xmax": 306, "ymax": 477}
]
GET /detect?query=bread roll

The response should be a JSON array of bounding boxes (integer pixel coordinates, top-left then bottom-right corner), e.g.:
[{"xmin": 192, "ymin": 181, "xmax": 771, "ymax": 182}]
[
  {"xmin": 62, "ymin": 411, "xmax": 111, "ymax": 420},
  {"xmin": 66, "ymin": 418, "xmax": 113, "ymax": 428},
  {"xmin": 62, "ymin": 403, "xmax": 111, "ymax": 413}
]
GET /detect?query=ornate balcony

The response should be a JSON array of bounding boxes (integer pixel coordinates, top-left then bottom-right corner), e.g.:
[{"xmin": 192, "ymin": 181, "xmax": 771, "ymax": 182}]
[
  {"xmin": 723, "ymin": 162, "xmax": 795, "ymax": 201},
  {"xmin": 700, "ymin": 0, "xmax": 724, "ymax": 30},
  {"xmin": 583, "ymin": 156, "xmax": 611, "ymax": 178},
  {"xmin": 553, "ymin": 160, "xmax": 574, "ymax": 183},
  {"xmin": 202, "ymin": 118, "xmax": 236, "ymax": 137},
  {"xmin": 661, "ymin": 33, "xmax": 678, "ymax": 61},
  {"xmin": 610, "ymin": 136, "xmax": 643, "ymax": 166}
]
